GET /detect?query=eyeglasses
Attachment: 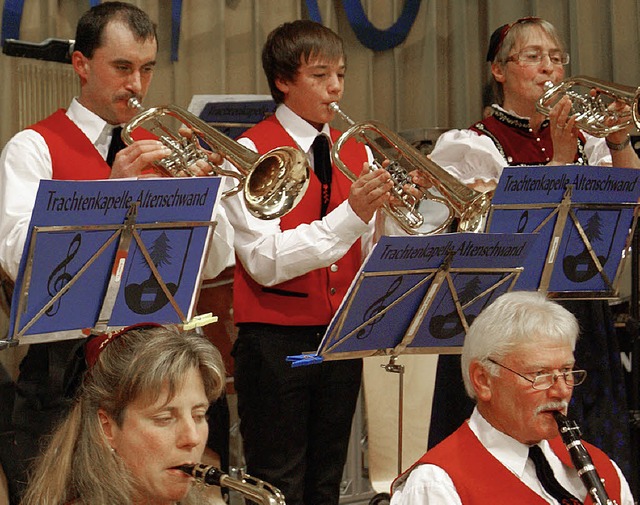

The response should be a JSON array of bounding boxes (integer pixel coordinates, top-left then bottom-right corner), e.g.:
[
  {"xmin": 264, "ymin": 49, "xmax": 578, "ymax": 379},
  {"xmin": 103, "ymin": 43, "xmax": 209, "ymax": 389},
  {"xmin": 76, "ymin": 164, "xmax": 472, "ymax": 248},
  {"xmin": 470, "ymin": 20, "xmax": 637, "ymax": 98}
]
[
  {"xmin": 506, "ymin": 48, "xmax": 570, "ymax": 66},
  {"xmin": 487, "ymin": 358, "xmax": 587, "ymax": 390}
]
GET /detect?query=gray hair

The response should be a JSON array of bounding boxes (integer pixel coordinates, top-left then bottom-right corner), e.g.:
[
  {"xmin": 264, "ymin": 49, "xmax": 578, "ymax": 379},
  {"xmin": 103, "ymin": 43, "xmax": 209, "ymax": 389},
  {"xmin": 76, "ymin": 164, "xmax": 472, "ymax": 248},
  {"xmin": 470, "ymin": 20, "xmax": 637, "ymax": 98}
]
[
  {"xmin": 461, "ymin": 291, "xmax": 579, "ymax": 399},
  {"xmin": 490, "ymin": 18, "xmax": 566, "ymax": 105}
]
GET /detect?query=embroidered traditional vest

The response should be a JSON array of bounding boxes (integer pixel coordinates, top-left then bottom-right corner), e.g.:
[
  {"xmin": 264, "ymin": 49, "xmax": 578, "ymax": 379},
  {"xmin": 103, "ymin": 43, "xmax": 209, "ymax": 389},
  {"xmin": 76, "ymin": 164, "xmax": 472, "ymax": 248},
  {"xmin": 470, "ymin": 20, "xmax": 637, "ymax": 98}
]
[{"xmin": 470, "ymin": 109, "xmax": 588, "ymax": 166}]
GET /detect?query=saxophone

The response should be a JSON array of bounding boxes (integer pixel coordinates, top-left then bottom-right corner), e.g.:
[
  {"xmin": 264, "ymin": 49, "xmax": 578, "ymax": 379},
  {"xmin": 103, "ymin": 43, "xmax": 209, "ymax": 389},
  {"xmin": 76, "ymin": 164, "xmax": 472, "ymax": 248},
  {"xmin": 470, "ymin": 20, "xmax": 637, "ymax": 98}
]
[
  {"xmin": 552, "ymin": 411, "xmax": 618, "ymax": 505},
  {"xmin": 176, "ymin": 463, "xmax": 286, "ymax": 505}
]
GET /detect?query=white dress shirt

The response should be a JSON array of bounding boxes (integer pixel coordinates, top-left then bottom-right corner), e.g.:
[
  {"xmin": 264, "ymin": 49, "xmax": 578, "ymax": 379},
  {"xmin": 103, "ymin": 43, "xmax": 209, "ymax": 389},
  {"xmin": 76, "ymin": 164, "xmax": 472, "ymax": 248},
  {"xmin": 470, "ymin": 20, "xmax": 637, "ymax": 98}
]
[
  {"xmin": 0, "ymin": 97, "xmax": 234, "ymax": 281},
  {"xmin": 220, "ymin": 103, "xmax": 404, "ymax": 287},
  {"xmin": 429, "ymin": 106, "xmax": 613, "ymax": 187},
  {"xmin": 390, "ymin": 407, "xmax": 634, "ymax": 505}
]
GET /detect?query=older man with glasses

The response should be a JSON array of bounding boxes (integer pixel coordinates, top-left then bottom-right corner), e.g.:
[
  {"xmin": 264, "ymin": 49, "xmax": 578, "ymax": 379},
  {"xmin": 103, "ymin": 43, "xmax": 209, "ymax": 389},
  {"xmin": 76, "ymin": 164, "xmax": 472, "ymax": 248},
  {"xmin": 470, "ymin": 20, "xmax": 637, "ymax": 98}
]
[{"xmin": 391, "ymin": 290, "xmax": 635, "ymax": 505}]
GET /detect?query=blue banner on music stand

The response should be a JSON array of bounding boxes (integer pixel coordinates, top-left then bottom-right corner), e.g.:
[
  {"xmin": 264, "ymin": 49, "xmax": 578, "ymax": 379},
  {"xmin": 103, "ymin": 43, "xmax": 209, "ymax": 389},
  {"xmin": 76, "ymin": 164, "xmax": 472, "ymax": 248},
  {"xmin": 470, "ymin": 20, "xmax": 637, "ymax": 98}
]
[
  {"xmin": 7, "ymin": 177, "xmax": 222, "ymax": 344},
  {"xmin": 188, "ymin": 94, "xmax": 276, "ymax": 139},
  {"xmin": 486, "ymin": 165, "xmax": 640, "ymax": 298},
  {"xmin": 288, "ymin": 232, "xmax": 537, "ymax": 366}
]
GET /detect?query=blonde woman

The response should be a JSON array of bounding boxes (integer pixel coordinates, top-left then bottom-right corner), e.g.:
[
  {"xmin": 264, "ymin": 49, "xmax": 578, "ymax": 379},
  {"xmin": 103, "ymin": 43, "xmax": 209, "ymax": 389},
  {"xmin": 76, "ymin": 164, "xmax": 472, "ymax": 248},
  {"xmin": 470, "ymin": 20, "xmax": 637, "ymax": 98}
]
[{"xmin": 20, "ymin": 324, "xmax": 225, "ymax": 505}]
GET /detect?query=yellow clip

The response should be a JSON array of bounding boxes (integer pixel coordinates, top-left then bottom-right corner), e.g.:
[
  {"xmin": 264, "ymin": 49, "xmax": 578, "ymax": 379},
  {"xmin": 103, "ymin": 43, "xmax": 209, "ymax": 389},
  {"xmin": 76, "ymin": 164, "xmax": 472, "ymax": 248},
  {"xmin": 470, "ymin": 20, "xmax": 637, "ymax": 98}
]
[{"xmin": 183, "ymin": 313, "xmax": 219, "ymax": 330}]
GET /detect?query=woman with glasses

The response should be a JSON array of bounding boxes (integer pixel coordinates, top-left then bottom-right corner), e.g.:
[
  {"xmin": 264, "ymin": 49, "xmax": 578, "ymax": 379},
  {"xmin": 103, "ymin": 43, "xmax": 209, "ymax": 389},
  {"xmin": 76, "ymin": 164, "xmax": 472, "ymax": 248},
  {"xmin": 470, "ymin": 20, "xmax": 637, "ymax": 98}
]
[
  {"xmin": 430, "ymin": 16, "xmax": 638, "ymax": 191},
  {"xmin": 425, "ymin": 15, "xmax": 634, "ymax": 488},
  {"xmin": 391, "ymin": 291, "xmax": 635, "ymax": 505}
]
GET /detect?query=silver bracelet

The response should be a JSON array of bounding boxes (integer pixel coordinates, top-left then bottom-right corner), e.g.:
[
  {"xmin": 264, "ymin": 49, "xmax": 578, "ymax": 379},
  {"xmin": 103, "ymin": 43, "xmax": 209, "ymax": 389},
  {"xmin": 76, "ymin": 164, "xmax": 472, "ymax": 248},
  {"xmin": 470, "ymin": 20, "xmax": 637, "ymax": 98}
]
[{"xmin": 605, "ymin": 135, "xmax": 630, "ymax": 151}]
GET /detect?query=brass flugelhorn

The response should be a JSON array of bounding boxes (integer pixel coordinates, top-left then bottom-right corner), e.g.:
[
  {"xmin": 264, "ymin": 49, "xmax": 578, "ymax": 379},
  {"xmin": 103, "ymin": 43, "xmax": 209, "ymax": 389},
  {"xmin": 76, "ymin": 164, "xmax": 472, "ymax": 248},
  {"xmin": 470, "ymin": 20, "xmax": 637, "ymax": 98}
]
[
  {"xmin": 122, "ymin": 97, "xmax": 310, "ymax": 220},
  {"xmin": 329, "ymin": 102, "xmax": 492, "ymax": 234},
  {"xmin": 536, "ymin": 75, "xmax": 640, "ymax": 137},
  {"xmin": 177, "ymin": 463, "xmax": 286, "ymax": 505}
]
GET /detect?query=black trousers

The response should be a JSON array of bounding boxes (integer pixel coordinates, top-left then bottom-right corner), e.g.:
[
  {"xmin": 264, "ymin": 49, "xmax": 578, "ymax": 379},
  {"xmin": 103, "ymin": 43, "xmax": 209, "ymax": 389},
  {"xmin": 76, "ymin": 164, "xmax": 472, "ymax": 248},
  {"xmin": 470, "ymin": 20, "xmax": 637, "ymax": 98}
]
[
  {"xmin": 232, "ymin": 323, "xmax": 362, "ymax": 505},
  {"xmin": 0, "ymin": 340, "xmax": 78, "ymax": 505}
]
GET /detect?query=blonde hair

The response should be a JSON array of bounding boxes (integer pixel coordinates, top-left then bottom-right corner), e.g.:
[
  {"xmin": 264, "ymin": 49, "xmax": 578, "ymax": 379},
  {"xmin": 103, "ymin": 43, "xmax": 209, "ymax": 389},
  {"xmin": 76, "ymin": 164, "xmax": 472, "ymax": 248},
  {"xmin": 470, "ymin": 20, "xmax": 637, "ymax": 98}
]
[{"xmin": 20, "ymin": 326, "xmax": 225, "ymax": 505}]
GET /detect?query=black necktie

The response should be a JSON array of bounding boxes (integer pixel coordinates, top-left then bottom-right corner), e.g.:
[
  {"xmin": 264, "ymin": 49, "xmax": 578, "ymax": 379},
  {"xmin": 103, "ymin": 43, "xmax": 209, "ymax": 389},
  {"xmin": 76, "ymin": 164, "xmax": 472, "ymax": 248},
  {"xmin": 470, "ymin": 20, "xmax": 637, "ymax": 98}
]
[
  {"xmin": 106, "ymin": 126, "xmax": 125, "ymax": 167},
  {"xmin": 528, "ymin": 445, "xmax": 582, "ymax": 505},
  {"xmin": 312, "ymin": 134, "xmax": 332, "ymax": 217}
]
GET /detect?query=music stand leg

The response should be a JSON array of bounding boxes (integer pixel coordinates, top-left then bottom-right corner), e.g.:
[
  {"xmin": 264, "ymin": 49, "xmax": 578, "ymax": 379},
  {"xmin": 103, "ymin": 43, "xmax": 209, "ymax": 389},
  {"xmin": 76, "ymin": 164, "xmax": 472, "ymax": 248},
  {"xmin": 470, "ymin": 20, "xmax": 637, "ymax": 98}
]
[
  {"xmin": 381, "ymin": 356, "xmax": 405, "ymax": 475},
  {"xmin": 629, "ymin": 226, "xmax": 640, "ymax": 498}
]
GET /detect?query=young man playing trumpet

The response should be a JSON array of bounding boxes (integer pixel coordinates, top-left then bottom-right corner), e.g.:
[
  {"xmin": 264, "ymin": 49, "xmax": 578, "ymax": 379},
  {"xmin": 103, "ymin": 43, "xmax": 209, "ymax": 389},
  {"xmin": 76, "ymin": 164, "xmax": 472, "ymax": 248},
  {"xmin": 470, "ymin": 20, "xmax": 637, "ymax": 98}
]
[{"xmin": 218, "ymin": 19, "xmax": 407, "ymax": 505}]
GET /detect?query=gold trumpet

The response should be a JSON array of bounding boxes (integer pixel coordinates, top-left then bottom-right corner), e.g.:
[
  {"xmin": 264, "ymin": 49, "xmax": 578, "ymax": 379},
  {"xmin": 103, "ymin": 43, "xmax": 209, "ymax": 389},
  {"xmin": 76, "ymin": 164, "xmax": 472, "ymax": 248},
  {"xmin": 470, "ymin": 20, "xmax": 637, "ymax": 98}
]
[
  {"xmin": 329, "ymin": 102, "xmax": 492, "ymax": 234},
  {"xmin": 536, "ymin": 75, "xmax": 640, "ymax": 137},
  {"xmin": 122, "ymin": 97, "xmax": 310, "ymax": 220}
]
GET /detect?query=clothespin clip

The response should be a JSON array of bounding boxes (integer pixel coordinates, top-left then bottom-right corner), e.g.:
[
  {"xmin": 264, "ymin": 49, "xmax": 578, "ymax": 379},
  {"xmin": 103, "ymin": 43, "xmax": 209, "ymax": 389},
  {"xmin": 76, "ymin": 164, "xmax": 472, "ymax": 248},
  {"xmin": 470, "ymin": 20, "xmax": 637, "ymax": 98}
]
[
  {"xmin": 183, "ymin": 313, "xmax": 219, "ymax": 330},
  {"xmin": 286, "ymin": 353, "xmax": 324, "ymax": 368}
]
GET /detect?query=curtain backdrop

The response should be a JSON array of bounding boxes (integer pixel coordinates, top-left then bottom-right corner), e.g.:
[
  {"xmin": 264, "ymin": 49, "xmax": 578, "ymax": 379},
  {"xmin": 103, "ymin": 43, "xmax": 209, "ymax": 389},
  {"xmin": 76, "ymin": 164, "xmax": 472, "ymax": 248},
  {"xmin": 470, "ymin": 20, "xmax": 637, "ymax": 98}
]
[
  {"xmin": 1, "ymin": 0, "xmax": 640, "ymax": 147},
  {"xmin": 1, "ymin": 0, "xmax": 639, "ymax": 496}
]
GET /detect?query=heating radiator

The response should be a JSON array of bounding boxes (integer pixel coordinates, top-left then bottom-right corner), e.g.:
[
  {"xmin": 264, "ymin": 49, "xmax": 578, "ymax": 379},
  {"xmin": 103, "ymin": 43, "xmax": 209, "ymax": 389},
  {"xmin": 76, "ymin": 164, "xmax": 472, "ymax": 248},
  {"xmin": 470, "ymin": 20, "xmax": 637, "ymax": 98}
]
[{"xmin": 14, "ymin": 60, "xmax": 79, "ymax": 129}]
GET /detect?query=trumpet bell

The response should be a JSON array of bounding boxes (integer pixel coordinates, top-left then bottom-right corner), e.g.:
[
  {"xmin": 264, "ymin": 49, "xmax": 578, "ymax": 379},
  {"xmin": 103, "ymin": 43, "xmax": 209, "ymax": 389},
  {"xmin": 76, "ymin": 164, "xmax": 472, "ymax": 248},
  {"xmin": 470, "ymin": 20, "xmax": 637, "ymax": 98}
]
[
  {"xmin": 245, "ymin": 147, "xmax": 310, "ymax": 219},
  {"xmin": 536, "ymin": 75, "xmax": 640, "ymax": 137},
  {"xmin": 123, "ymin": 98, "xmax": 310, "ymax": 220}
]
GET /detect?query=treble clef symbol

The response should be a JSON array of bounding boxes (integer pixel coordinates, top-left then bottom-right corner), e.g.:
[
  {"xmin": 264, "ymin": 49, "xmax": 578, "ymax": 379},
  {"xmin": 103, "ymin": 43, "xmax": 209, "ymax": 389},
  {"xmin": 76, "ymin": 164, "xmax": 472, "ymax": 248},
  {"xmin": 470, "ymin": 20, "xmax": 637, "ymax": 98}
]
[
  {"xmin": 46, "ymin": 233, "xmax": 82, "ymax": 316},
  {"xmin": 356, "ymin": 275, "xmax": 403, "ymax": 339}
]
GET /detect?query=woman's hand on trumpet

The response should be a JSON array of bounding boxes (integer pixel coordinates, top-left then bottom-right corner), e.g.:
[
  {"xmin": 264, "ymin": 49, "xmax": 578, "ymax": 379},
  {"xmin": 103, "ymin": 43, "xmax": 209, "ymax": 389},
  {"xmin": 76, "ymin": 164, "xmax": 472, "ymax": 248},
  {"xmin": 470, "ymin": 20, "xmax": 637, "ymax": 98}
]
[
  {"xmin": 602, "ymin": 97, "xmax": 634, "ymax": 149},
  {"xmin": 547, "ymin": 96, "xmax": 579, "ymax": 165},
  {"xmin": 587, "ymin": 88, "xmax": 640, "ymax": 167}
]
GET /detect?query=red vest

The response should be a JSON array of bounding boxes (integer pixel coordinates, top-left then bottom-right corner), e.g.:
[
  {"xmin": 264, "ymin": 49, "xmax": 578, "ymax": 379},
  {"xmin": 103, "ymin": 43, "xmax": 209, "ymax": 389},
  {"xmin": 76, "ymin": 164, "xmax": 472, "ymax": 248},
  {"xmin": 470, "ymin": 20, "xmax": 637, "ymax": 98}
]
[
  {"xmin": 393, "ymin": 421, "xmax": 622, "ymax": 505},
  {"xmin": 28, "ymin": 109, "xmax": 112, "ymax": 180},
  {"xmin": 233, "ymin": 115, "xmax": 368, "ymax": 325},
  {"xmin": 470, "ymin": 110, "xmax": 587, "ymax": 166},
  {"xmin": 28, "ymin": 109, "xmax": 156, "ymax": 180}
]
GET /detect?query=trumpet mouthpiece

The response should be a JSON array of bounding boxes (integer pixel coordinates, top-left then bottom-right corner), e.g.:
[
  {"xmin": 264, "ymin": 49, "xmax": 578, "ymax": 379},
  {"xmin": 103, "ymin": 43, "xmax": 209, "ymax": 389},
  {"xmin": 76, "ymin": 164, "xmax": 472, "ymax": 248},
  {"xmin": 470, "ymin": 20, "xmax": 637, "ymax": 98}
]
[
  {"xmin": 328, "ymin": 102, "xmax": 355, "ymax": 126},
  {"xmin": 128, "ymin": 96, "xmax": 143, "ymax": 110}
]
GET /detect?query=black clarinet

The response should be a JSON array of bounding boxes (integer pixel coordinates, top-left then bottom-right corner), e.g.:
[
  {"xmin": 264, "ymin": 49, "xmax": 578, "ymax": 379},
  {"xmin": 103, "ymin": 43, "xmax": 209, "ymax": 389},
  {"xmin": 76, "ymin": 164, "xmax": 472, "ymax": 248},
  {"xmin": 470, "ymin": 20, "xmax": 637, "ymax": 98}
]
[{"xmin": 552, "ymin": 411, "xmax": 618, "ymax": 505}]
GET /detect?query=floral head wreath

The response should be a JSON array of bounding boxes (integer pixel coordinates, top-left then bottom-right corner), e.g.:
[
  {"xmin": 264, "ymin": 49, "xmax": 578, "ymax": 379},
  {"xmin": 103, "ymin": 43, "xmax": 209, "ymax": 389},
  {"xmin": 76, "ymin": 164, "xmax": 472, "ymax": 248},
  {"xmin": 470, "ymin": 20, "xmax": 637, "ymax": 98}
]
[
  {"xmin": 486, "ymin": 16, "xmax": 542, "ymax": 62},
  {"xmin": 84, "ymin": 322, "xmax": 163, "ymax": 368}
]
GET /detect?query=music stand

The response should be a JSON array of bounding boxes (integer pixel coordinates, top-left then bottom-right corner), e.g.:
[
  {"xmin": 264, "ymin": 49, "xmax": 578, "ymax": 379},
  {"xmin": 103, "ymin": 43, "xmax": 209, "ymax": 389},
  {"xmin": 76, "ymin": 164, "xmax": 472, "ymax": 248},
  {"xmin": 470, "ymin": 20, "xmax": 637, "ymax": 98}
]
[
  {"xmin": 487, "ymin": 164, "xmax": 640, "ymax": 496},
  {"xmin": 287, "ymin": 232, "xmax": 538, "ymax": 477},
  {"xmin": 0, "ymin": 176, "xmax": 223, "ymax": 348},
  {"xmin": 188, "ymin": 94, "xmax": 276, "ymax": 139},
  {"xmin": 485, "ymin": 165, "xmax": 640, "ymax": 299}
]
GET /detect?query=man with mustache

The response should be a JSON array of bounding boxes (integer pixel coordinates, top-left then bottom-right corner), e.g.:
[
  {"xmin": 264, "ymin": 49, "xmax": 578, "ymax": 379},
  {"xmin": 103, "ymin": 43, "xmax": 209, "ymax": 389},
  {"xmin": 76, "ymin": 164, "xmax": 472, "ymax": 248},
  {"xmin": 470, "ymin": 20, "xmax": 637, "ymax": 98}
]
[
  {"xmin": 391, "ymin": 291, "xmax": 635, "ymax": 504},
  {"xmin": 0, "ymin": 3, "xmax": 232, "ymax": 503}
]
